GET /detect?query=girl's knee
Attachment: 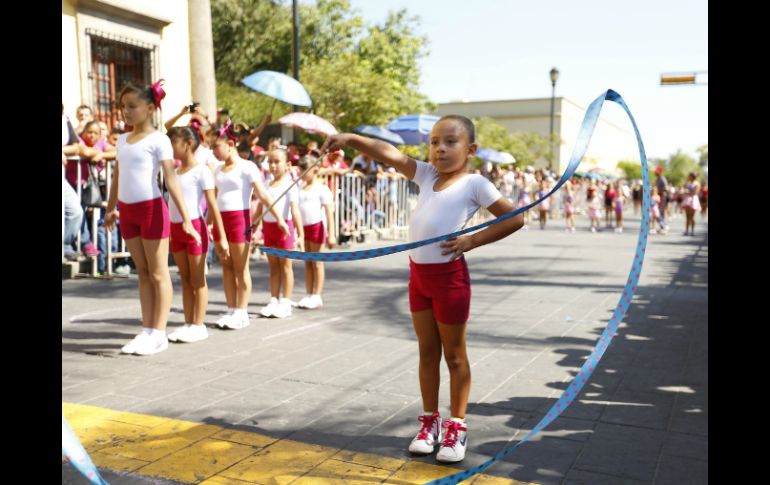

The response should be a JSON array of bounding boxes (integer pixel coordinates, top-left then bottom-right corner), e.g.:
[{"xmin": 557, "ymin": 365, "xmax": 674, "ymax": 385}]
[
  {"xmin": 190, "ymin": 274, "xmax": 206, "ymax": 289},
  {"xmin": 443, "ymin": 352, "xmax": 469, "ymax": 371},
  {"xmin": 418, "ymin": 341, "xmax": 442, "ymax": 361},
  {"xmin": 135, "ymin": 266, "xmax": 151, "ymax": 280},
  {"xmin": 235, "ymin": 269, "xmax": 251, "ymax": 285},
  {"xmin": 148, "ymin": 269, "xmax": 169, "ymax": 285},
  {"xmin": 178, "ymin": 273, "xmax": 191, "ymax": 286},
  {"xmin": 419, "ymin": 351, "xmax": 442, "ymax": 367}
]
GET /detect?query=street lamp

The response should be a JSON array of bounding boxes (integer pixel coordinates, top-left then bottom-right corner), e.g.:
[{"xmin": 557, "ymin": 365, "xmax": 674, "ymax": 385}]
[
  {"xmin": 549, "ymin": 67, "xmax": 559, "ymax": 173},
  {"xmin": 660, "ymin": 71, "xmax": 708, "ymax": 86}
]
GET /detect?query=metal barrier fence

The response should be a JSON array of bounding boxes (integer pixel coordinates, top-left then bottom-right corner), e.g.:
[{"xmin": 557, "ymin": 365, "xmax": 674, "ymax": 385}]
[
  {"xmin": 69, "ymin": 165, "xmax": 604, "ymax": 278},
  {"xmin": 67, "ymin": 164, "xmax": 612, "ymax": 277},
  {"xmin": 67, "ymin": 163, "xmax": 422, "ymax": 277},
  {"xmin": 71, "ymin": 159, "xmax": 131, "ymax": 278},
  {"xmin": 320, "ymin": 173, "xmax": 417, "ymax": 242}
]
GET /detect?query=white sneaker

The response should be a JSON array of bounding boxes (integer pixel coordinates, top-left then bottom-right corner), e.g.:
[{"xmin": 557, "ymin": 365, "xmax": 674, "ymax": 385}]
[
  {"xmin": 128, "ymin": 332, "xmax": 169, "ymax": 356},
  {"xmin": 215, "ymin": 311, "xmax": 234, "ymax": 329},
  {"xmin": 176, "ymin": 324, "xmax": 208, "ymax": 342},
  {"xmin": 224, "ymin": 311, "xmax": 251, "ymax": 329},
  {"xmin": 273, "ymin": 299, "xmax": 293, "ymax": 318},
  {"xmin": 303, "ymin": 294, "xmax": 323, "ymax": 310},
  {"xmin": 590, "ymin": 227, "xmax": 597, "ymax": 233},
  {"xmin": 260, "ymin": 298, "xmax": 279, "ymax": 318},
  {"xmin": 121, "ymin": 332, "xmax": 151, "ymax": 354},
  {"xmin": 436, "ymin": 419, "xmax": 468, "ymax": 463},
  {"xmin": 297, "ymin": 296, "xmax": 312, "ymax": 309},
  {"xmin": 408, "ymin": 412, "xmax": 442, "ymax": 454},
  {"xmin": 114, "ymin": 265, "xmax": 131, "ymax": 275},
  {"xmin": 167, "ymin": 325, "xmax": 190, "ymax": 343}
]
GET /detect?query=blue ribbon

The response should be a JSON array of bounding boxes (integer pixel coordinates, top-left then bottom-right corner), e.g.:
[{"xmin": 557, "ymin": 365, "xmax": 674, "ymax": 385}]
[
  {"xmin": 260, "ymin": 91, "xmax": 641, "ymax": 262},
  {"xmin": 62, "ymin": 414, "xmax": 109, "ymax": 485},
  {"xmin": 261, "ymin": 90, "xmax": 652, "ymax": 484}
]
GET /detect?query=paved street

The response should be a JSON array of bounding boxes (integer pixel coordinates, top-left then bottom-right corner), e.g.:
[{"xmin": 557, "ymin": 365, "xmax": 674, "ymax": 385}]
[{"xmin": 62, "ymin": 214, "xmax": 708, "ymax": 484}]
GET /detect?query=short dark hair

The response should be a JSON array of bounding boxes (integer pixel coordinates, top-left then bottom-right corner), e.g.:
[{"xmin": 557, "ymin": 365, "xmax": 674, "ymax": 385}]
[
  {"xmin": 82, "ymin": 120, "xmax": 100, "ymax": 133},
  {"xmin": 167, "ymin": 126, "xmax": 200, "ymax": 152},
  {"xmin": 297, "ymin": 155, "xmax": 318, "ymax": 170},
  {"xmin": 76, "ymin": 105, "xmax": 93, "ymax": 113},
  {"xmin": 437, "ymin": 115, "xmax": 476, "ymax": 143}
]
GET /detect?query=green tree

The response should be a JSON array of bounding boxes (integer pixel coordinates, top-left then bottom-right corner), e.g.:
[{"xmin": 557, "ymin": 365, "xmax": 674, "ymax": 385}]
[
  {"xmin": 211, "ymin": 0, "xmax": 292, "ymax": 85},
  {"xmin": 616, "ymin": 160, "xmax": 642, "ymax": 181},
  {"xmin": 212, "ymin": 0, "xmax": 434, "ymax": 133},
  {"xmin": 696, "ymin": 144, "xmax": 708, "ymax": 168},
  {"xmin": 664, "ymin": 150, "xmax": 700, "ymax": 187}
]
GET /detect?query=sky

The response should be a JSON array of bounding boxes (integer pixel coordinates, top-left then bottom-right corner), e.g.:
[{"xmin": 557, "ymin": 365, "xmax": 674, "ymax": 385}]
[{"xmin": 346, "ymin": 0, "xmax": 708, "ymax": 160}]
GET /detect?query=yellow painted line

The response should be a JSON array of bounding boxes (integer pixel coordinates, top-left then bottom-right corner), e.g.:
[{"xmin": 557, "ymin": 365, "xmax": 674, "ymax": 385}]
[
  {"xmin": 217, "ymin": 439, "xmax": 339, "ymax": 484},
  {"xmin": 292, "ymin": 459, "xmax": 392, "ymax": 484},
  {"xmin": 63, "ymin": 402, "xmax": 536, "ymax": 485},
  {"xmin": 139, "ymin": 438, "xmax": 260, "ymax": 483}
]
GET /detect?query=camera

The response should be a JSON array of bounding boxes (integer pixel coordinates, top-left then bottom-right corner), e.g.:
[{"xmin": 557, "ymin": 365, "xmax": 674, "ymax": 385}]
[{"xmin": 188, "ymin": 101, "xmax": 200, "ymax": 112}]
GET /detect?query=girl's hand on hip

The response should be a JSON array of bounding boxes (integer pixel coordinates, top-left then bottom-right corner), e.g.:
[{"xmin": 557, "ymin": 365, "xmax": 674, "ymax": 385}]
[{"xmin": 440, "ymin": 236, "xmax": 473, "ymax": 261}]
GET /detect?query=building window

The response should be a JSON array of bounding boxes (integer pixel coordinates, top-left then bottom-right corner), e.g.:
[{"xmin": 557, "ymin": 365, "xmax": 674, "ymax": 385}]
[{"xmin": 86, "ymin": 29, "xmax": 158, "ymax": 130}]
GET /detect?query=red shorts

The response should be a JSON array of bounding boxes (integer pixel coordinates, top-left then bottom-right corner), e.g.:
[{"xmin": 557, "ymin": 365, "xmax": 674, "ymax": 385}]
[
  {"xmin": 304, "ymin": 221, "xmax": 326, "ymax": 245},
  {"xmin": 213, "ymin": 209, "xmax": 250, "ymax": 244},
  {"xmin": 170, "ymin": 217, "xmax": 209, "ymax": 255},
  {"xmin": 409, "ymin": 257, "xmax": 471, "ymax": 325},
  {"xmin": 118, "ymin": 197, "xmax": 170, "ymax": 240},
  {"xmin": 263, "ymin": 220, "xmax": 296, "ymax": 249}
]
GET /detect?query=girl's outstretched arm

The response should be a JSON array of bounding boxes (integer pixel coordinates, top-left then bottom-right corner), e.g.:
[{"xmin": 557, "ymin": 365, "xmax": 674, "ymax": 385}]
[
  {"xmin": 321, "ymin": 134, "xmax": 416, "ymax": 180},
  {"xmin": 164, "ymin": 105, "xmax": 190, "ymax": 132}
]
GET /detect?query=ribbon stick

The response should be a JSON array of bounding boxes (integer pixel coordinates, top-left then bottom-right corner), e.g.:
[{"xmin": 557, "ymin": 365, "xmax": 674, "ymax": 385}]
[{"xmin": 62, "ymin": 414, "xmax": 109, "ymax": 485}]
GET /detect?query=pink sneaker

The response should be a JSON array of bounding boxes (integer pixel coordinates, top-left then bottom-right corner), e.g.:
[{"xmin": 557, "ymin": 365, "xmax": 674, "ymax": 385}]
[{"xmin": 82, "ymin": 243, "xmax": 100, "ymax": 257}]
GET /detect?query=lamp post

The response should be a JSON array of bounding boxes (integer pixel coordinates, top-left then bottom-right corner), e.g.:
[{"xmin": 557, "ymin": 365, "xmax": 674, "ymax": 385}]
[
  {"xmin": 549, "ymin": 67, "xmax": 559, "ymax": 173},
  {"xmin": 292, "ymin": 0, "xmax": 300, "ymax": 143}
]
